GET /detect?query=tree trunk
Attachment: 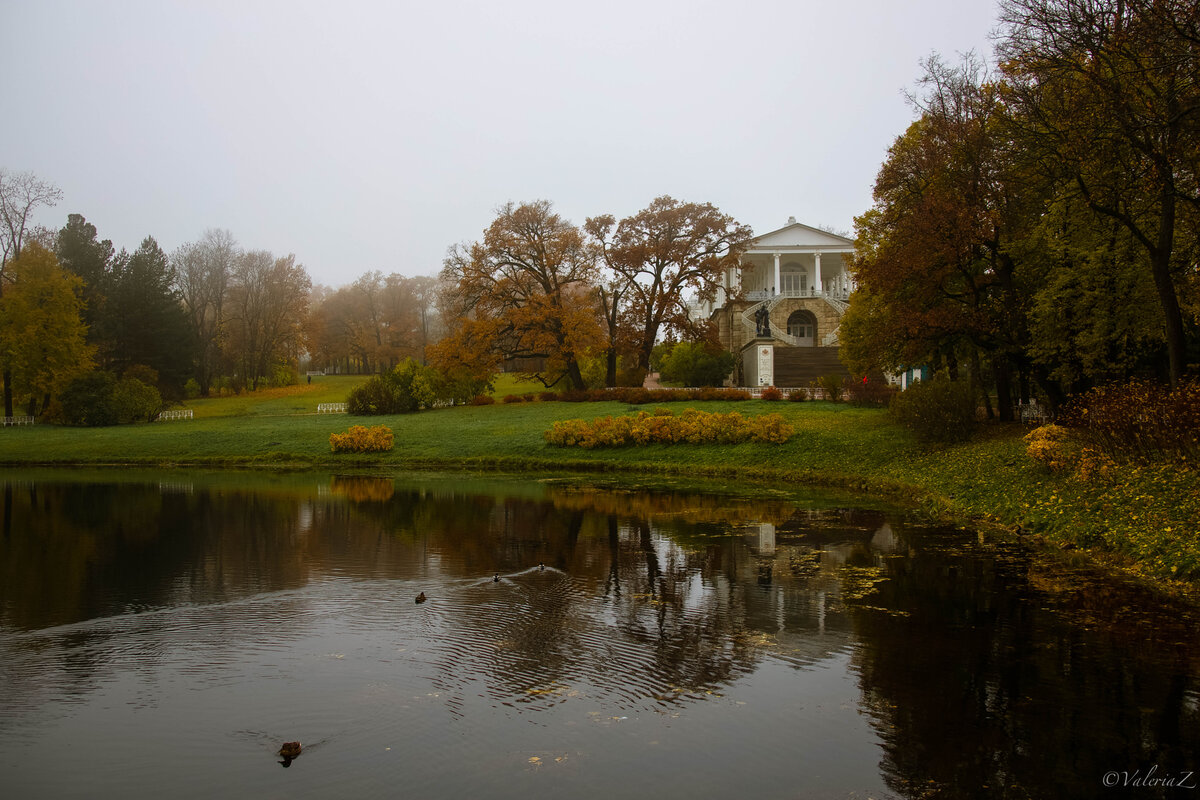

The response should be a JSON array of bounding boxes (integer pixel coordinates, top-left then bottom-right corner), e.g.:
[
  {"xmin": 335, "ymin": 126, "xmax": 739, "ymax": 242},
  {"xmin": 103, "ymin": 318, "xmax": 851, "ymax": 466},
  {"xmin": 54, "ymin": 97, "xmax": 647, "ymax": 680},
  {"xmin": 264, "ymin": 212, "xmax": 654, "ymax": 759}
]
[
  {"xmin": 566, "ymin": 357, "xmax": 587, "ymax": 391},
  {"xmin": 604, "ymin": 348, "xmax": 617, "ymax": 387},
  {"xmin": 3, "ymin": 370, "xmax": 12, "ymax": 419},
  {"xmin": 969, "ymin": 348, "xmax": 993, "ymax": 419},
  {"xmin": 994, "ymin": 358, "xmax": 1014, "ymax": 422}
]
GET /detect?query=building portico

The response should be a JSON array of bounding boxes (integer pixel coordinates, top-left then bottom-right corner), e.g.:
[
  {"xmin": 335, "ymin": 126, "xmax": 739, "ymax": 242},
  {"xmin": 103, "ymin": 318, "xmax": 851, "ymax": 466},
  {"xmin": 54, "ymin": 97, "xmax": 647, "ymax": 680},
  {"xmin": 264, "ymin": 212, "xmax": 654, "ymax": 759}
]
[{"xmin": 698, "ymin": 217, "xmax": 857, "ymax": 387}]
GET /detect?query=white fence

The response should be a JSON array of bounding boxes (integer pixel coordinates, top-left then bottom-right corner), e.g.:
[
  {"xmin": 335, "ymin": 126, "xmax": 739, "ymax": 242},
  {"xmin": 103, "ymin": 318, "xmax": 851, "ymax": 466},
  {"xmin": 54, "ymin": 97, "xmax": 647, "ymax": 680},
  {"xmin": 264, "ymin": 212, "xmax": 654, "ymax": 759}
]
[
  {"xmin": 318, "ymin": 403, "xmax": 347, "ymax": 413},
  {"xmin": 1, "ymin": 416, "xmax": 35, "ymax": 426},
  {"xmin": 156, "ymin": 409, "xmax": 194, "ymax": 421}
]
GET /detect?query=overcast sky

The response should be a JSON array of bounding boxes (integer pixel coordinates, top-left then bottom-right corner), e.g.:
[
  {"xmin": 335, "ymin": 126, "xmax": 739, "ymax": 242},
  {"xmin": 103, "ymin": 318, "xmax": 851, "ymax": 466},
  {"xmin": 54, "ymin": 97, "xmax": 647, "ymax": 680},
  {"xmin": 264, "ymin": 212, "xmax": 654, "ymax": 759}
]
[{"xmin": 2, "ymin": 0, "xmax": 999, "ymax": 287}]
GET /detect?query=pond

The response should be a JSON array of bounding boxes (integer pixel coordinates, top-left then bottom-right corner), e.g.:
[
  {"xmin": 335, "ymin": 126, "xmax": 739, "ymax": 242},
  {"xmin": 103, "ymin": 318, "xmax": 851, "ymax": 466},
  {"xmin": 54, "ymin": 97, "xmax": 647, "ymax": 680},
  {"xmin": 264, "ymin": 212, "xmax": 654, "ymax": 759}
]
[{"xmin": 0, "ymin": 469, "xmax": 1197, "ymax": 799}]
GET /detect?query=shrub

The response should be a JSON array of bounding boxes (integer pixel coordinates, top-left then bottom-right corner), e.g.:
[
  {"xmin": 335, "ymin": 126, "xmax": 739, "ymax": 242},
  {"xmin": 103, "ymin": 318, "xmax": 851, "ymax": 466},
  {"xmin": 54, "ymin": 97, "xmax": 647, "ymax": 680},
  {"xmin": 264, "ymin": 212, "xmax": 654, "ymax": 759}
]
[
  {"xmin": 59, "ymin": 371, "xmax": 118, "ymax": 426},
  {"xmin": 888, "ymin": 376, "xmax": 977, "ymax": 443},
  {"xmin": 544, "ymin": 407, "xmax": 795, "ymax": 448},
  {"xmin": 470, "ymin": 395, "xmax": 495, "ymax": 405},
  {"xmin": 658, "ymin": 341, "xmax": 736, "ymax": 387},
  {"xmin": 437, "ymin": 368, "xmax": 493, "ymax": 406},
  {"xmin": 347, "ymin": 358, "xmax": 439, "ymax": 415},
  {"xmin": 502, "ymin": 393, "xmax": 524, "ymax": 403},
  {"xmin": 1059, "ymin": 378, "xmax": 1200, "ymax": 465},
  {"xmin": 538, "ymin": 391, "xmax": 559, "ymax": 401},
  {"xmin": 184, "ymin": 378, "xmax": 201, "ymax": 399},
  {"xmin": 760, "ymin": 386, "xmax": 783, "ymax": 401},
  {"xmin": 788, "ymin": 388, "xmax": 808, "ymax": 402},
  {"xmin": 268, "ymin": 361, "xmax": 298, "ymax": 388},
  {"xmin": 696, "ymin": 387, "xmax": 751, "ymax": 401},
  {"xmin": 1024, "ymin": 424, "xmax": 1074, "ymax": 471},
  {"xmin": 112, "ymin": 377, "xmax": 163, "ymax": 423},
  {"xmin": 815, "ymin": 374, "xmax": 844, "ymax": 402},
  {"xmin": 330, "ymin": 424, "xmax": 395, "ymax": 453},
  {"xmin": 844, "ymin": 377, "xmax": 895, "ymax": 407}
]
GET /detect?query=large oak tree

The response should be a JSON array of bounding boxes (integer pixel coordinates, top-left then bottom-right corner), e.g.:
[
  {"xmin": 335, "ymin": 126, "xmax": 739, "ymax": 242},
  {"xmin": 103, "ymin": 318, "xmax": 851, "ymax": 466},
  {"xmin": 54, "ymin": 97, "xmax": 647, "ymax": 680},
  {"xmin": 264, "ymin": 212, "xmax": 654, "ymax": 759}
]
[
  {"xmin": 586, "ymin": 197, "xmax": 752, "ymax": 373},
  {"xmin": 435, "ymin": 200, "xmax": 601, "ymax": 390}
]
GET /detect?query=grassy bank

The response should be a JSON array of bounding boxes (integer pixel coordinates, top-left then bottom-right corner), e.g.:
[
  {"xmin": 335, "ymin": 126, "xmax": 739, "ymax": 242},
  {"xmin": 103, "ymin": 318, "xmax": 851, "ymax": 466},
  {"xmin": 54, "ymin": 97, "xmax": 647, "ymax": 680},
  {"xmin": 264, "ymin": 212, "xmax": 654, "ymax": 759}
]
[{"xmin": 0, "ymin": 376, "xmax": 1195, "ymax": 588}]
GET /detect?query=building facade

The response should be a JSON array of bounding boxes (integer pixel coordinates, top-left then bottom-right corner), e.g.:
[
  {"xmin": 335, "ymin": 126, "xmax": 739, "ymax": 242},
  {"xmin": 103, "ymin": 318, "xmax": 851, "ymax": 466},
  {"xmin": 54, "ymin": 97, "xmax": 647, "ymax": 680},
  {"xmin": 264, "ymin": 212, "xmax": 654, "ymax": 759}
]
[{"xmin": 694, "ymin": 218, "xmax": 856, "ymax": 387}]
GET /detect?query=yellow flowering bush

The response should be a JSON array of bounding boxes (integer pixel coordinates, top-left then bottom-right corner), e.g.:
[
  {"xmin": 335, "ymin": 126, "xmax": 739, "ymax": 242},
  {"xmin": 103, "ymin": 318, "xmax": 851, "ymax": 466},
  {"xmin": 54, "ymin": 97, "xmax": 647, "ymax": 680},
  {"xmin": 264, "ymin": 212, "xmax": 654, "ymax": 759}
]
[
  {"xmin": 1024, "ymin": 424, "xmax": 1074, "ymax": 471},
  {"xmin": 329, "ymin": 424, "xmax": 395, "ymax": 453},
  {"xmin": 544, "ymin": 408, "xmax": 794, "ymax": 448},
  {"xmin": 1074, "ymin": 447, "xmax": 1118, "ymax": 483}
]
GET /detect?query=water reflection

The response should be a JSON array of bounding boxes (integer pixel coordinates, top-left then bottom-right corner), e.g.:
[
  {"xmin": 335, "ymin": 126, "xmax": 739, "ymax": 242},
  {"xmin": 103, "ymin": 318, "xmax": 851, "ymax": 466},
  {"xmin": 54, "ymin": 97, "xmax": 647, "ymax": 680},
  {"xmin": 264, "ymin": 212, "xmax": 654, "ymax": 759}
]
[{"xmin": 0, "ymin": 470, "xmax": 1197, "ymax": 799}]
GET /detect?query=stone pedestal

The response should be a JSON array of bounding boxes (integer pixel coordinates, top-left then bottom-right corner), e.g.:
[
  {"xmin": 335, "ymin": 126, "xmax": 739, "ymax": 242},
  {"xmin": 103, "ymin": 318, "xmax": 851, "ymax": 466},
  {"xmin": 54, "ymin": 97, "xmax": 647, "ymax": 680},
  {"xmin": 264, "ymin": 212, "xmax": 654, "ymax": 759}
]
[{"xmin": 741, "ymin": 338, "xmax": 774, "ymax": 387}]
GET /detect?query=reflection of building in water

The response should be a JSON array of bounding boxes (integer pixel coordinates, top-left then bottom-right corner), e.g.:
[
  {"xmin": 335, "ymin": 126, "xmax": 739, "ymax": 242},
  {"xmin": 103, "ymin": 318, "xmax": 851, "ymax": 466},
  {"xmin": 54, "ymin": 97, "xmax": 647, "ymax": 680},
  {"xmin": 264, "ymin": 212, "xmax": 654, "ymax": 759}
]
[{"xmin": 705, "ymin": 512, "xmax": 903, "ymax": 666}]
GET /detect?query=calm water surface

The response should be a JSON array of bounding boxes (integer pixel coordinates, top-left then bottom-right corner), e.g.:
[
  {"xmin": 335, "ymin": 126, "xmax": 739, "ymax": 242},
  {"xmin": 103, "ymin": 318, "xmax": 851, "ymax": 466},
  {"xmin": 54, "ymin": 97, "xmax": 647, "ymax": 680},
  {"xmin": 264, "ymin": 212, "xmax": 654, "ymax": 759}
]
[{"xmin": 0, "ymin": 469, "xmax": 1197, "ymax": 799}]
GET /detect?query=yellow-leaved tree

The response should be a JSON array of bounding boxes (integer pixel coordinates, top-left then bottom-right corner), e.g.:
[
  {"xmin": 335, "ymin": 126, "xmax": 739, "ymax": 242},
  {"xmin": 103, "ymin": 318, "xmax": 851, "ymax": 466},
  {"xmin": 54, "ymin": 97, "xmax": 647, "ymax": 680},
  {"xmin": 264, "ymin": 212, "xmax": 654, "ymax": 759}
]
[{"xmin": 0, "ymin": 242, "xmax": 95, "ymax": 417}]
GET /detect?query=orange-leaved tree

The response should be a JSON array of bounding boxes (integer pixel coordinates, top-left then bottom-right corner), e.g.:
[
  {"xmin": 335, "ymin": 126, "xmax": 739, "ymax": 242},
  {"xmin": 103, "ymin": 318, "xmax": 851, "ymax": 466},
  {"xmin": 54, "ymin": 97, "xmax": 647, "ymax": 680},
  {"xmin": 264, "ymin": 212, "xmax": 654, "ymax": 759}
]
[
  {"xmin": 586, "ymin": 196, "xmax": 752, "ymax": 373},
  {"xmin": 433, "ymin": 200, "xmax": 602, "ymax": 390}
]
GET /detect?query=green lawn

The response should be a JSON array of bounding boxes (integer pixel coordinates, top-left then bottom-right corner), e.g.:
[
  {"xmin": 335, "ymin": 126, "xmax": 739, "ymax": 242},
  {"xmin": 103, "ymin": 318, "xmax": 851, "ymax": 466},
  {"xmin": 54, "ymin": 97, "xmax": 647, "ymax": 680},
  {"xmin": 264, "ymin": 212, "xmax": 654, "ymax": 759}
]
[
  {"xmin": 183, "ymin": 375, "xmax": 367, "ymax": 418},
  {"xmin": 0, "ymin": 388, "xmax": 1196, "ymax": 588}
]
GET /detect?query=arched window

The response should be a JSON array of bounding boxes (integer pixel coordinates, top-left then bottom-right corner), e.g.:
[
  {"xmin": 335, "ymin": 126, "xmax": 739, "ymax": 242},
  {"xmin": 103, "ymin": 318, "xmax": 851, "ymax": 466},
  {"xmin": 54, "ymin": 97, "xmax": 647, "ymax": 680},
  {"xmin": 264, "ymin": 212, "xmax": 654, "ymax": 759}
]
[{"xmin": 787, "ymin": 310, "xmax": 817, "ymax": 346}]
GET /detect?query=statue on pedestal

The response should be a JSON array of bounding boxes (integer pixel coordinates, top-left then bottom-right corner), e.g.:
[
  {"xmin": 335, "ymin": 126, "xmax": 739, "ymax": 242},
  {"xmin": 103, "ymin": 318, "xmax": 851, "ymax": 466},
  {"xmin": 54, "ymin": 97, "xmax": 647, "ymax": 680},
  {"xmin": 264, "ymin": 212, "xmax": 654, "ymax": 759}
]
[{"xmin": 755, "ymin": 305, "xmax": 771, "ymax": 337}]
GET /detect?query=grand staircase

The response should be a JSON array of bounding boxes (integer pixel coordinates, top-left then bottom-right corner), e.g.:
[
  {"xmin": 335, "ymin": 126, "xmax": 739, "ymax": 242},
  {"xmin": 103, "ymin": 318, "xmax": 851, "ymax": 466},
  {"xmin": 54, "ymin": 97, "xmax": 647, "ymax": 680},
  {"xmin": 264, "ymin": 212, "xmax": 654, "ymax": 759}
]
[{"xmin": 771, "ymin": 347, "xmax": 849, "ymax": 387}]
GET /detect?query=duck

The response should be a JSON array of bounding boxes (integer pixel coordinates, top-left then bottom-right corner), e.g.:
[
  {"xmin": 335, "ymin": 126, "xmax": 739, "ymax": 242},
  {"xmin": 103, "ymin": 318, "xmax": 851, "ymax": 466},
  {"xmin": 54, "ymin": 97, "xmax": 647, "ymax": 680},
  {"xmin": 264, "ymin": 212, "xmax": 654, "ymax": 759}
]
[
  {"xmin": 538, "ymin": 562, "xmax": 545, "ymax": 571},
  {"xmin": 279, "ymin": 741, "xmax": 302, "ymax": 759},
  {"xmin": 415, "ymin": 592, "xmax": 427, "ymax": 604},
  {"xmin": 493, "ymin": 574, "xmax": 500, "ymax": 582}
]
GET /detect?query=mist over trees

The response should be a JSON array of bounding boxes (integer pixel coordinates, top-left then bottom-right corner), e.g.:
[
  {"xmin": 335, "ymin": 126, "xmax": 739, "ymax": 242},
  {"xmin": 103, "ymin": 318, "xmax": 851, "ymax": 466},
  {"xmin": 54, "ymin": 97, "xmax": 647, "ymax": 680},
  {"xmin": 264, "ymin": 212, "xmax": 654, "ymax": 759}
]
[{"xmin": 0, "ymin": 166, "xmax": 458, "ymax": 420}]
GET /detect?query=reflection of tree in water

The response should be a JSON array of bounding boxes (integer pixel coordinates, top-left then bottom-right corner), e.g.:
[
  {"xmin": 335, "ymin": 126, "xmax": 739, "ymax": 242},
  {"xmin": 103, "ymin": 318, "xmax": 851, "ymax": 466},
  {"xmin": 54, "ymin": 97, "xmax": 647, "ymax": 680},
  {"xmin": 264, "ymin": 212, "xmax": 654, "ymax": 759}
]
[
  {"xmin": 1, "ymin": 473, "xmax": 899, "ymax": 730},
  {"xmin": 851, "ymin": 529, "xmax": 1200, "ymax": 800}
]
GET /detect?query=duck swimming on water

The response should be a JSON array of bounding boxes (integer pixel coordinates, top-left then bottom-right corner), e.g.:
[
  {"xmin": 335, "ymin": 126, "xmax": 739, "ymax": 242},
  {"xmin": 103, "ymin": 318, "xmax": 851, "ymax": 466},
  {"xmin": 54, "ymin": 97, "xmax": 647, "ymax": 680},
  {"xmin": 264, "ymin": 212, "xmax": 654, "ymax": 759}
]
[
  {"xmin": 279, "ymin": 742, "xmax": 302, "ymax": 759},
  {"xmin": 415, "ymin": 592, "xmax": 427, "ymax": 604},
  {"xmin": 493, "ymin": 574, "xmax": 500, "ymax": 582}
]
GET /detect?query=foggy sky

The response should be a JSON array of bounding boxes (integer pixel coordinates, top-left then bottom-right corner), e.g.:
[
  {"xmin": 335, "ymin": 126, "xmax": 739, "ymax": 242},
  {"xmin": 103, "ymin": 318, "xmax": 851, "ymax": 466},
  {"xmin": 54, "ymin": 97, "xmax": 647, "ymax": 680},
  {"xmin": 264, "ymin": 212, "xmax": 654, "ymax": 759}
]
[{"xmin": 1, "ymin": 0, "xmax": 999, "ymax": 287}]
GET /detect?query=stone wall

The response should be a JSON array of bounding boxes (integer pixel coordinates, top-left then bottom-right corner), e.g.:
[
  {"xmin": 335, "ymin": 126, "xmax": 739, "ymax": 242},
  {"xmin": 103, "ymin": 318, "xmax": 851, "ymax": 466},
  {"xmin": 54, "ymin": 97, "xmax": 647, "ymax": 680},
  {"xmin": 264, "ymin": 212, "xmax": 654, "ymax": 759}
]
[{"xmin": 767, "ymin": 297, "xmax": 841, "ymax": 342}]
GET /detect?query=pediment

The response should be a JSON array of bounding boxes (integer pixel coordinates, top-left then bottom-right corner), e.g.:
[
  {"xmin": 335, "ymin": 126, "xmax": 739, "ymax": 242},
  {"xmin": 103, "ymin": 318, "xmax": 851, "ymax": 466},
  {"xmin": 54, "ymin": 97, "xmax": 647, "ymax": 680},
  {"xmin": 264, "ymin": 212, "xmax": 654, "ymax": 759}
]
[{"xmin": 748, "ymin": 222, "xmax": 854, "ymax": 250}]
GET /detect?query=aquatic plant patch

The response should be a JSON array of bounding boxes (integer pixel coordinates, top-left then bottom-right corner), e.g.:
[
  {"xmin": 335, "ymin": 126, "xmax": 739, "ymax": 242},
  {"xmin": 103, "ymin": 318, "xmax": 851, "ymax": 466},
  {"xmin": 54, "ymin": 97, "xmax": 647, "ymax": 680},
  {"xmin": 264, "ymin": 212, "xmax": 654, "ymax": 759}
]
[{"xmin": 544, "ymin": 408, "xmax": 794, "ymax": 448}]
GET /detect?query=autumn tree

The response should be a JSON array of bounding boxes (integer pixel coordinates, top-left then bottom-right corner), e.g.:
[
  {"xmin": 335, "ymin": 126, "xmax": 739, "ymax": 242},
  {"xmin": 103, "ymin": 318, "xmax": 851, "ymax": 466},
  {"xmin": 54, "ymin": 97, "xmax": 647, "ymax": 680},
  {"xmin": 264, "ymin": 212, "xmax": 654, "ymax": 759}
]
[
  {"xmin": 0, "ymin": 169, "xmax": 62, "ymax": 417},
  {"xmin": 225, "ymin": 250, "xmax": 311, "ymax": 389},
  {"xmin": 586, "ymin": 197, "xmax": 752, "ymax": 373},
  {"xmin": 998, "ymin": 0, "xmax": 1200, "ymax": 385},
  {"xmin": 172, "ymin": 229, "xmax": 236, "ymax": 395},
  {"xmin": 0, "ymin": 242, "xmax": 94, "ymax": 417},
  {"xmin": 845, "ymin": 55, "xmax": 1047, "ymax": 417},
  {"xmin": 0, "ymin": 169, "xmax": 62, "ymax": 274},
  {"xmin": 435, "ymin": 200, "xmax": 602, "ymax": 390}
]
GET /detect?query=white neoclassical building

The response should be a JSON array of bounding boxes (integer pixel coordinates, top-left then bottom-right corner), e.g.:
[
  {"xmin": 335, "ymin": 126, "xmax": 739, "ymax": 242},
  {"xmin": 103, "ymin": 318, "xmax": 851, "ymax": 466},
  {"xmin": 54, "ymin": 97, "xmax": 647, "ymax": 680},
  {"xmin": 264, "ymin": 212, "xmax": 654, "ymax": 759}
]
[{"xmin": 694, "ymin": 217, "xmax": 857, "ymax": 387}]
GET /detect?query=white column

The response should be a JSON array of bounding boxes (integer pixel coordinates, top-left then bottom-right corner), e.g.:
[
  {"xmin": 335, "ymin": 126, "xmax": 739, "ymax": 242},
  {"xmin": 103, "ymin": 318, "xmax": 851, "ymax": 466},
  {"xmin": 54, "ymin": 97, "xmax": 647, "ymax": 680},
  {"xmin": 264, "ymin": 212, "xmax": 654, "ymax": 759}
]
[
  {"xmin": 814, "ymin": 252, "xmax": 823, "ymax": 294},
  {"xmin": 773, "ymin": 253, "xmax": 781, "ymax": 295}
]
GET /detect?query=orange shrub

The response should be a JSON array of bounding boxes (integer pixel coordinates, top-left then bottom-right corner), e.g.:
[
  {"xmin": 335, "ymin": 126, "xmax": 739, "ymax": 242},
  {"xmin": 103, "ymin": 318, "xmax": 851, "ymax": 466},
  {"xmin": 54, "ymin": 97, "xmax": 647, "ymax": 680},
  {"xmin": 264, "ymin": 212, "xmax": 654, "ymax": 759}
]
[
  {"xmin": 544, "ymin": 408, "xmax": 794, "ymax": 448},
  {"xmin": 329, "ymin": 424, "xmax": 395, "ymax": 453},
  {"xmin": 761, "ymin": 386, "xmax": 783, "ymax": 401}
]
